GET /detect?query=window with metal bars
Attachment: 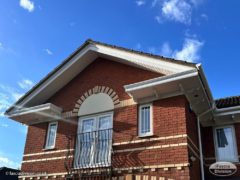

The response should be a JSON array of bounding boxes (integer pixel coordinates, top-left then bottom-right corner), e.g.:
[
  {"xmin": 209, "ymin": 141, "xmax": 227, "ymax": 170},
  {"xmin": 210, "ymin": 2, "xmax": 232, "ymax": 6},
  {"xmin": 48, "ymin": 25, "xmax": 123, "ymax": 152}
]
[{"xmin": 138, "ymin": 104, "xmax": 153, "ymax": 137}]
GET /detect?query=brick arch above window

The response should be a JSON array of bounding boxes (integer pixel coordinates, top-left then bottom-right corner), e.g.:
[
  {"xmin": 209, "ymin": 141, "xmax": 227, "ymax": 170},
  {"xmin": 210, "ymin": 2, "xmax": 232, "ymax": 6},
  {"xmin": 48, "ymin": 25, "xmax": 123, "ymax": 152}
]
[{"xmin": 72, "ymin": 86, "xmax": 120, "ymax": 115}]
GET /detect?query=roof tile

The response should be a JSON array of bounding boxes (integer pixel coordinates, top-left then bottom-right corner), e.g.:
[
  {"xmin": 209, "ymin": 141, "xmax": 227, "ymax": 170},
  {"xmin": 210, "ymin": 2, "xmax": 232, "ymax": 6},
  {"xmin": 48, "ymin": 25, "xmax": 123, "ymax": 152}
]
[{"xmin": 215, "ymin": 96, "xmax": 240, "ymax": 109}]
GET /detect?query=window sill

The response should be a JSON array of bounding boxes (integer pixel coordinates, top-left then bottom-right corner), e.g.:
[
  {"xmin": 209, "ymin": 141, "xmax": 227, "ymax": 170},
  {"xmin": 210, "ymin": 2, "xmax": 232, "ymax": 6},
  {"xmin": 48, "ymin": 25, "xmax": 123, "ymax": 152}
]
[
  {"xmin": 42, "ymin": 147, "xmax": 56, "ymax": 151},
  {"xmin": 138, "ymin": 133, "xmax": 154, "ymax": 138}
]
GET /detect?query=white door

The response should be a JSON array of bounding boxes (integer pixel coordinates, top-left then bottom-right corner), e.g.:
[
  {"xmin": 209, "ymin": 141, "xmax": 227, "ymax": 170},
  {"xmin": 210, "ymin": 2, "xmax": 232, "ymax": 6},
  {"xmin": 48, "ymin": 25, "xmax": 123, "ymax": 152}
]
[{"xmin": 215, "ymin": 126, "xmax": 238, "ymax": 162}]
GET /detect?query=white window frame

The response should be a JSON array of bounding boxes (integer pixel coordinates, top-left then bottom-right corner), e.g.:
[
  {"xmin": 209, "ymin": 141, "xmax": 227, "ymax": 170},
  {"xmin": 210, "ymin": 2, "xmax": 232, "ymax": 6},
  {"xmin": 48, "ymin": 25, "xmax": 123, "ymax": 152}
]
[
  {"xmin": 138, "ymin": 103, "xmax": 153, "ymax": 137},
  {"xmin": 45, "ymin": 121, "xmax": 58, "ymax": 149},
  {"xmin": 213, "ymin": 125, "xmax": 239, "ymax": 162},
  {"xmin": 75, "ymin": 112, "xmax": 113, "ymax": 168},
  {"xmin": 78, "ymin": 112, "xmax": 113, "ymax": 134}
]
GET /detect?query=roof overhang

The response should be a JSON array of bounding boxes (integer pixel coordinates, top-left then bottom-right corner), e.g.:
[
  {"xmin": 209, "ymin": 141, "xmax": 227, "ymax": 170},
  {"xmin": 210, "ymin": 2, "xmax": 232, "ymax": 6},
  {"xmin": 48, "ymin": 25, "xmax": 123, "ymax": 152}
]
[
  {"xmin": 124, "ymin": 69, "xmax": 213, "ymax": 118},
  {"xmin": 201, "ymin": 106, "xmax": 240, "ymax": 126},
  {"xmin": 7, "ymin": 103, "xmax": 62, "ymax": 125},
  {"xmin": 5, "ymin": 40, "xmax": 196, "ymax": 116}
]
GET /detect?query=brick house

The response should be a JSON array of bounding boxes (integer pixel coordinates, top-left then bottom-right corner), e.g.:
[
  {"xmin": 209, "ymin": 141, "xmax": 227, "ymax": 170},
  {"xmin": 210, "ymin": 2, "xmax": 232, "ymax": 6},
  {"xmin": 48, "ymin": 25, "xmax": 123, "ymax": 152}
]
[{"xmin": 5, "ymin": 39, "xmax": 240, "ymax": 180}]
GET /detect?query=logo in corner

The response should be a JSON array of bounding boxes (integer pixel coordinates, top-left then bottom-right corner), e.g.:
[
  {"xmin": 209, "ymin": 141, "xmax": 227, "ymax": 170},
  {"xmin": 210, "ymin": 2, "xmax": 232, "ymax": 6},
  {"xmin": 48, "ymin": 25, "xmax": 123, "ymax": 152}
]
[{"xmin": 209, "ymin": 161, "xmax": 237, "ymax": 177}]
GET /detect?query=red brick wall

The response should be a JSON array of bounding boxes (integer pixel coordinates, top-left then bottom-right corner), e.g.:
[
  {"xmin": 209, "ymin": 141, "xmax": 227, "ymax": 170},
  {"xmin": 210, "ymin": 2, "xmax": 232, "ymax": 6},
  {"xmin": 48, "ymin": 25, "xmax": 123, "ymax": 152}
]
[
  {"xmin": 47, "ymin": 58, "xmax": 162, "ymax": 111},
  {"xmin": 23, "ymin": 119, "xmax": 77, "ymax": 155},
  {"xmin": 185, "ymin": 103, "xmax": 201, "ymax": 180},
  {"xmin": 113, "ymin": 96, "xmax": 189, "ymax": 143},
  {"xmin": 21, "ymin": 58, "xmax": 197, "ymax": 179}
]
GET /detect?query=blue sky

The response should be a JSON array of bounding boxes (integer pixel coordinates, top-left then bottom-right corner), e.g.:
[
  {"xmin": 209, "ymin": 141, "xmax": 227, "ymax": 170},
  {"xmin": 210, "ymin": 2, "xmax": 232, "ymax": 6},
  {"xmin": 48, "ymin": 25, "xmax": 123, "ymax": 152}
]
[{"xmin": 0, "ymin": 0, "xmax": 240, "ymax": 169}]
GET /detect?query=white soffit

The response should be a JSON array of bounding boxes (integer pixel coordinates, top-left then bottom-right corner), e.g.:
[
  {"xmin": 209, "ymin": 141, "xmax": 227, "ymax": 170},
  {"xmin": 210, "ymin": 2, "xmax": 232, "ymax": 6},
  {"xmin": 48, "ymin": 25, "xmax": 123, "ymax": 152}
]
[
  {"xmin": 6, "ymin": 42, "xmax": 195, "ymax": 114},
  {"xmin": 95, "ymin": 44, "xmax": 195, "ymax": 75},
  {"xmin": 201, "ymin": 107, "xmax": 240, "ymax": 127},
  {"xmin": 125, "ymin": 70, "xmax": 212, "ymax": 116},
  {"xmin": 8, "ymin": 103, "xmax": 62, "ymax": 125}
]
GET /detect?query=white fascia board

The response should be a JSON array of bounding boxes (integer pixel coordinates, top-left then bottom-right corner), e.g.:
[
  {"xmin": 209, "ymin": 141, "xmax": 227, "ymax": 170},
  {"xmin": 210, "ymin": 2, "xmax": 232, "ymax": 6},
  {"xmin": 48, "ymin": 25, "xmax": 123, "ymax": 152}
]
[
  {"xmin": 9, "ymin": 45, "xmax": 95, "ymax": 113},
  {"xmin": 8, "ymin": 103, "xmax": 62, "ymax": 118},
  {"xmin": 214, "ymin": 106, "xmax": 240, "ymax": 117},
  {"xmin": 214, "ymin": 110, "xmax": 240, "ymax": 117},
  {"xmin": 124, "ymin": 70, "xmax": 198, "ymax": 93},
  {"xmin": 196, "ymin": 64, "xmax": 214, "ymax": 104},
  {"xmin": 95, "ymin": 44, "xmax": 195, "ymax": 75}
]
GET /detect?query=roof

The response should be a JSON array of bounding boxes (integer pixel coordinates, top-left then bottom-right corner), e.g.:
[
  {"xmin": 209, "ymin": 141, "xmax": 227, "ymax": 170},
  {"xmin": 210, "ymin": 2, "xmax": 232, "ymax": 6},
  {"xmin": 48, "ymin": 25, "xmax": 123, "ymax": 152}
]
[
  {"xmin": 215, "ymin": 96, "xmax": 240, "ymax": 109},
  {"xmin": 5, "ymin": 39, "xmax": 197, "ymax": 114},
  {"xmin": 87, "ymin": 39, "xmax": 197, "ymax": 67}
]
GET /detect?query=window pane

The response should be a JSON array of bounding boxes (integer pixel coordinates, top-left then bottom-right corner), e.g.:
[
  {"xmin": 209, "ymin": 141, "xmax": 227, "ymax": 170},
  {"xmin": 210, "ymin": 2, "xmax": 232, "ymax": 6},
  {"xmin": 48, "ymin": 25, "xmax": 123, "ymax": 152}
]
[
  {"xmin": 99, "ymin": 116, "xmax": 111, "ymax": 130},
  {"xmin": 216, "ymin": 127, "xmax": 237, "ymax": 161},
  {"xmin": 96, "ymin": 116, "xmax": 112, "ymax": 164},
  {"xmin": 78, "ymin": 119, "xmax": 94, "ymax": 166},
  {"xmin": 46, "ymin": 123, "xmax": 57, "ymax": 148},
  {"xmin": 140, "ymin": 106, "xmax": 150, "ymax": 135},
  {"xmin": 141, "ymin": 107, "xmax": 144, "ymax": 133},
  {"xmin": 82, "ymin": 119, "xmax": 94, "ymax": 132},
  {"xmin": 146, "ymin": 107, "xmax": 150, "ymax": 132}
]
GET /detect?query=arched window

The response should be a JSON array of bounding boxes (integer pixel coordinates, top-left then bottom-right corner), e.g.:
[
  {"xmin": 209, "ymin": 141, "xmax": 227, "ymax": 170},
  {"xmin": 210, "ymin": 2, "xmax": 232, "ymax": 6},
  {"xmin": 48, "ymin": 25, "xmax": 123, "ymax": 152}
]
[
  {"xmin": 75, "ymin": 93, "xmax": 114, "ymax": 168},
  {"xmin": 78, "ymin": 93, "xmax": 114, "ymax": 116}
]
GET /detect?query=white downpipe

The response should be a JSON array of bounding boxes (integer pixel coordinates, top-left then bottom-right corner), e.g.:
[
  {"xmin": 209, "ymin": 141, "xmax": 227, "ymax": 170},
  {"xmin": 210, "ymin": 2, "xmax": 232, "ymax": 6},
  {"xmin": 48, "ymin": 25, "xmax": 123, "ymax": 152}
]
[{"xmin": 197, "ymin": 117, "xmax": 205, "ymax": 180}]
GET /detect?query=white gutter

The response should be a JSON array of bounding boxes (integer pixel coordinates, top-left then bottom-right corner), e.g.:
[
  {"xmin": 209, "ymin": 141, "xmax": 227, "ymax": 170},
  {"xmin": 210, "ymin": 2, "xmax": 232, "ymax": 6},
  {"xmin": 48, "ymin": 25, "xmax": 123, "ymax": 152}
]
[
  {"xmin": 195, "ymin": 64, "xmax": 212, "ymax": 180},
  {"xmin": 214, "ymin": 108, "xmax": 240, "ymax": 117},
  {"xmin": 214, "ymin": 105, "xmax": 240, "ymax": 113},
  {"xmin": 197, "ymin": 116, "xmax": 205, "ymax": 180},
  {"xmin": 196, "ymin": 64, "xmax": 214, "ymax": 107}
]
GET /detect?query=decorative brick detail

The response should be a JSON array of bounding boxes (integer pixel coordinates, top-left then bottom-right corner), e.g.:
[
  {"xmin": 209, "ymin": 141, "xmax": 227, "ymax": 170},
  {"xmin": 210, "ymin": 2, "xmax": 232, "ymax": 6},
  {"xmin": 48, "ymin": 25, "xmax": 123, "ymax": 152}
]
[{"xmin": 71, "ymin": 86, "xmax": 121, "ymax": 116}]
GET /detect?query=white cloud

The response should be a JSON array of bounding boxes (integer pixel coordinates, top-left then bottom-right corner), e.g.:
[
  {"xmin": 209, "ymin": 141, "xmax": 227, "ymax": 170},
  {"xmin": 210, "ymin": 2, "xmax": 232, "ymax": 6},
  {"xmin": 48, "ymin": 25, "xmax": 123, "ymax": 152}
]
[
  {"xmin": 19, "ymin": 0, "xmax": 35, "ymax": 12},
  {"xmin": 184, "ymin": 29, "xmax": 197, "ymax": 38},
  {"xmin": 44, "ymin": 48, "xmax": 53, "ymax": 55},
  {"xmin": 173, "ymin": 38, "xmax": 204, "ymax": 61},
  {"xmin": 152, "ymin": 0, "xmax": 161, "ymax": 7},
  {"xmin": 12, "ymin": 92, "xmax": 24, "ymax": 101},
  {"xmin": 201, "ymin": 13, "xmax": 208, "ymax": 20},
  {"xmin": 151, "ymin": 0, "xmax": 204, "ymax": 25},
  {"xmin": 0, "ymin": 155, "xmax": 20, "ymax": 169},
  {"xmin": 0, "ymin": 93, "xmax": 10, "ymax": 116},
  {"xmin": 18, "ymin": 79, "xmax": 34, "ymax": 90},
  {"xmin": 136, "ymin": 0, "xmax": 146, "ymax": 6},
  {"xmin": 160, "ymin": 38, "xmax": 204, "ymax": 62},
  {"xmin": 160, "ymin": 42, "xmax": 173, "ymax": 57},
  {"xmin": 162, "ymin": 0, "xmax": 192, "ymax": 24},
  {"xmin": 0, "ymin": 89, "xmax": 13, "ymax": 117},
  {"xmin": 155, "ymin": 16, "xmax": 163, "ymax": 23},
  {"xmin": 0, "ymin": 42, "xmax": 4, "ymax": 52},
  {"xmin": 0, "ymin": 81, "xmax": 31, "ymax": 116},
  {"xmin": 190, "ymin": 0, "xmax": 203, "ymax": 6}
]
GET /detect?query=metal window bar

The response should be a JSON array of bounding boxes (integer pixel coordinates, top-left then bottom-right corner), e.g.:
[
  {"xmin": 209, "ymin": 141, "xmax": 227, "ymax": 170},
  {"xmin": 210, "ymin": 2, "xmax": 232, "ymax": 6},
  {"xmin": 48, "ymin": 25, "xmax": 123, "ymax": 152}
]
[{"xmin": 67, "ymin": 129, "xmax": 113, "ymax": 179}]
